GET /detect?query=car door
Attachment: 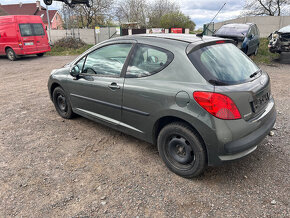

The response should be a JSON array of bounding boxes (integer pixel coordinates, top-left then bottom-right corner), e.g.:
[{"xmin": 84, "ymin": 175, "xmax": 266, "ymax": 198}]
[
  {"xmin": 31, "ymin": 23, "xmax": 48, "ymax": 52},
  {"xmin": 19, "ymin": 23, "xmax": 36, "ymax": 53},
  {"xmin": 68, "ymin": 42, "xmax": 134, "ymax": 125},
  {"xmin": 247, "ymin": 26, "xmax": 256, "ymax": 54},
  {"xmin": 253, "ymin": 25, "xmax": 260, "ymax": 50},
  {"xmin": 122, "ymin": 44, "xmax": 174, "ymax": 138}
]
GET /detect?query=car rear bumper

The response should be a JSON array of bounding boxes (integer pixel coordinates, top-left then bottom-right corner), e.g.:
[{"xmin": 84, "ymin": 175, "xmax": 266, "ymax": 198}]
[
  {"xmin": 14, "ymin": 46, "xmax": 51, "ymax": 55},
  {"xmin": 223, "ymin": 109, "xmax": 276, "ymax": 154},
  {"xmin": 207, "ymin": 98, "xmax": 276, "ymax": 166}
]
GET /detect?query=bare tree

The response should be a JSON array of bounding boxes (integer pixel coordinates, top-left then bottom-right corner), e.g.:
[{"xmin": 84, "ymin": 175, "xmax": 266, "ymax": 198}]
[
  {"xmin": 115, "ymin": 0, "xmax": 148, "ymax": 27},
  {"xmin": 243, "ymin": 0, "xmax": 290, "ymax": 16},
  {"xmin": 114, "ymin": 0, "xmax": 179, "ymax": 28},
  {"xmin": 62, "ymin": 0, "xmax": 113, "ymax": 29}
]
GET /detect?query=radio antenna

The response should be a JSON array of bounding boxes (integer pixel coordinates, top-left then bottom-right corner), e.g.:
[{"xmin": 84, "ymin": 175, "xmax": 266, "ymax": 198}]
[{"xmin": 197, "ymin": 3, "xmax": 226, "ymax": 37}]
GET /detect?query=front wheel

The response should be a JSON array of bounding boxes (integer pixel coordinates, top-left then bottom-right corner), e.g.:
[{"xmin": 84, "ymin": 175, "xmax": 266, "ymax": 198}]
[
  {"xmin": 6, "ymin": 48, "xmax": 17, "ymax": 61},
  {"xmin": 52, "ymin": 87, "xmax": 74, "ymax": 119},
  {"xmin": 157, "ymin": 122, "xmax": 206, "ymax": 178}
]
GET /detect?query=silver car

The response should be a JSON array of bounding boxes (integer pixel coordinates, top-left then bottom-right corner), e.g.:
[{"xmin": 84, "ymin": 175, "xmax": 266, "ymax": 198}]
[{"xmin": 48, "ymin": 34, "xmax": 276, "ymax": 178}]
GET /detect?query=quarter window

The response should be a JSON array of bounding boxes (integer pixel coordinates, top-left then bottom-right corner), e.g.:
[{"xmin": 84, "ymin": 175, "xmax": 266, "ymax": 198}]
[
  {"xmin": 76, "ymin": 56, "xmax": 86, "ymax": 73},
  {"xmin": 126, "ymin": 44, "xmax": 174, "ymax": 78},
  {"xmin": 82, "ymin": 43, "xmax": 132, "ymax": 77}
]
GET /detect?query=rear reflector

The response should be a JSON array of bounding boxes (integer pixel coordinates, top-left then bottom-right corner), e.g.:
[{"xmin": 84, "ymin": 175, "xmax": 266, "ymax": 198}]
[{"xmin": 193, "ymin": 92, "xmax": 241, "ymax": 120}]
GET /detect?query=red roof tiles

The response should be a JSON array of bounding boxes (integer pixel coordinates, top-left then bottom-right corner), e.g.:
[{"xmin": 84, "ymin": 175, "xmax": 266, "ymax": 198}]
[{"xmin": 0, "ymin": 3, "xmax": 58, "ymax": 25}]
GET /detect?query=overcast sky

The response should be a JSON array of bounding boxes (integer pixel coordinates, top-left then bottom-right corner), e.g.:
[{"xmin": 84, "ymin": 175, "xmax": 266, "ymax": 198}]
[{"xmin": 0, "ymin": 0, "xmax": 244, "ymax": 29}]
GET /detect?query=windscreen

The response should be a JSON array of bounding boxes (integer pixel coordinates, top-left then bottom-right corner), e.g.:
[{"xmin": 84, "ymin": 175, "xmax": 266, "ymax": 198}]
[
  {"xmin": 188, "ymin": 43, "xmax": 260, "ymax": 85},
  {"xmin": 215, "ymin": 25, "xmax": 249, "ymax": 36},
  {"xmin": 19, "ymin": 23, "xmax": 45, "ymax": 37}
]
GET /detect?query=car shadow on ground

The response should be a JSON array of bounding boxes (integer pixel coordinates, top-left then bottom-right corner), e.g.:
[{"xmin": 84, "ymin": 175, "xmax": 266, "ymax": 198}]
[
  {"xmin": 69, "ymin": 115, "xmax": 272, "ymax": 183},
  {"xmin": 273, "ymin": 52, "xmax": 290, "ymax": 64}
]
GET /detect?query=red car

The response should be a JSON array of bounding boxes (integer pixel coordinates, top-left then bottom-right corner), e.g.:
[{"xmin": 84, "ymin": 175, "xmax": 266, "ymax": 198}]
[{"xmin": 0, "ymin": 15, "xmax": 51, "ymax": 61}]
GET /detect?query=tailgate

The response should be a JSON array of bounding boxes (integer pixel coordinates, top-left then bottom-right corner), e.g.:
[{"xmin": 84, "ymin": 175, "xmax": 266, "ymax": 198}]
[{"xmin": 215, "ymin": 71, "xmax": 271, "ymax": 121}]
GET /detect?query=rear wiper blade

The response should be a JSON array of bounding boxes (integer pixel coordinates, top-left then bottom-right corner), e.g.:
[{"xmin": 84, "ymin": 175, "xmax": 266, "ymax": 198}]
[{"xmin": 249, "ymin": 70, "xmax": 261, "ymax": 78}]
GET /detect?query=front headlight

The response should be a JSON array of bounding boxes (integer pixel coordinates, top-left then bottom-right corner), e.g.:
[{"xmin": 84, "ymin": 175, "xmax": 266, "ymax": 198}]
[{"xmin": 273, "ymin": 33, "xmax": 279, "ymax": 39}]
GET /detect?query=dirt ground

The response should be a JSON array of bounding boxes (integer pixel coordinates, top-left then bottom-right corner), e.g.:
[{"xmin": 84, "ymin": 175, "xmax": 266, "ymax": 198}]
[{"xmin": 0, "ymin": 55, "xmax": 289, "ymax": 217}]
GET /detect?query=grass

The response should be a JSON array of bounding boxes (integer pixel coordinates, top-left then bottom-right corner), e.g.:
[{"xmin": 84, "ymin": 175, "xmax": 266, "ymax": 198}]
[
  {"xmin": 250, "ymin": 38, "xmax": 279, "ymax": 64},
  {"xmin": 47, "ymin": 44, "xmax": 94, "ymax": 56}
]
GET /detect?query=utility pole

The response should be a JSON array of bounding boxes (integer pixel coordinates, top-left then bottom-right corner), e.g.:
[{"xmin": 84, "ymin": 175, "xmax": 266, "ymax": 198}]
[{"xmin": 46, "ymin": 4, "xmax": 51, "ymax": 43}]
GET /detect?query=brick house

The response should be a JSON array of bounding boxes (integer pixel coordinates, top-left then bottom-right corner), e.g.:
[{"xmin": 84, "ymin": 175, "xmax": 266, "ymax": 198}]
[{"xmin": 0, "ymin": 1, "xmax": 63, "ymax": 30}]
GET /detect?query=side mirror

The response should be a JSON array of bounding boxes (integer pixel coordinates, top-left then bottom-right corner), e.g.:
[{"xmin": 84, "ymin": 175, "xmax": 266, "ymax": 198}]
[{"xmin": 70, "ymin": 65, "xmax": 80, "ymax": 78}]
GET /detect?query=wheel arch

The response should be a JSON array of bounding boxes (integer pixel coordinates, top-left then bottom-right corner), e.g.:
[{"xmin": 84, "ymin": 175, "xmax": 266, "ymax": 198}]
[
  {"xmin": 50, "ymin": 82, "xmax": 62, "ymax": 99},
  {"xmin": 152, "ymin": 116, "xmax": 208, "ymax": 161},
  {"xmin": 5, "ymin": 46, "xmax": 13, "ymax": 53}
]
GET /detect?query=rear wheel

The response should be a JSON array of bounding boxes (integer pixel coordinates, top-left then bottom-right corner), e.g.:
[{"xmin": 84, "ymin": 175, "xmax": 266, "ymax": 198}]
[
  {"xmin": 6, "ymin": 48, "xmax": 17, "ymax": 61},
  {"xmin": 157, "ymin": 122, "xmax": 206, "ymax": 178},
  {"xmin": 52, "ymin": 87, "xmax": 74, "ymax": 119},
  {"xmin": 37, "ymin": 53, "xmax": 44, "ymax": 57}
]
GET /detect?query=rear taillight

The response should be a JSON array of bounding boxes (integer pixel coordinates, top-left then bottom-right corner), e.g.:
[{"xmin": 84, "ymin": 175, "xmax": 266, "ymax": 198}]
[{"xmin": 193, "ymin": 92, "xmax": 241, "ymax": 120}]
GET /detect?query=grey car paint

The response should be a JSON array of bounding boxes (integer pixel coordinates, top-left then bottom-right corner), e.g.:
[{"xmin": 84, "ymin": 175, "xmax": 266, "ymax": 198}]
[{"xmin": 48, "ymin": 34, "xmax": 276, "ymax": 166}]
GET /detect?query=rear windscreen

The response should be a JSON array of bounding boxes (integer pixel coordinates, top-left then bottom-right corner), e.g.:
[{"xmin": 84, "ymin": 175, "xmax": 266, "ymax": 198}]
[
  {"xmin": 19, "ymin": 23, "xmax": 45, "ymax": 37},
  {"xmin": 188, "ymin": 43, "xmax": 260, "ymax": 85}
]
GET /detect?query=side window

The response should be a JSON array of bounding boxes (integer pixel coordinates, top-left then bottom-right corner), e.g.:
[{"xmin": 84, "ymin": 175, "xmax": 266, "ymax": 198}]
[
  {"xmin": 82, "ymin": 43, "xmax": 132, "ymax": 77},
  {"xmin": 126, "ymin": 44, "xmax": 174, "ymax": 78}
]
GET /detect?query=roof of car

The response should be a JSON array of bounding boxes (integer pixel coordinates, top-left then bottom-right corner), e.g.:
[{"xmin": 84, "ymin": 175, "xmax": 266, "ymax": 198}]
[{"xmin": 113, "ymin": 33, "xmax": 222, "ymax": 44}]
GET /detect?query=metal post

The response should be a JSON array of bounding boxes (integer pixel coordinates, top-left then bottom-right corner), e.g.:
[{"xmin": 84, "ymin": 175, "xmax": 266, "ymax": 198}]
[{"xmin": 46, "ymin": 4, "xmax": 51, "ymax": 43}]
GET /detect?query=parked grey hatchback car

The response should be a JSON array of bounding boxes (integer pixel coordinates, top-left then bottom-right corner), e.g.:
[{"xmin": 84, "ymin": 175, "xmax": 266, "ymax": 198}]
[{"xmin": 48, "ymin": 34, "xmax": 276, "ymax": 178}]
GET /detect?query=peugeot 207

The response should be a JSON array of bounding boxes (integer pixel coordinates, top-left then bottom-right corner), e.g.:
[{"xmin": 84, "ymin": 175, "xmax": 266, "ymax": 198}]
[{"xmin": 48, "ymin": 34, "xmax": 276, "ymax": 178}]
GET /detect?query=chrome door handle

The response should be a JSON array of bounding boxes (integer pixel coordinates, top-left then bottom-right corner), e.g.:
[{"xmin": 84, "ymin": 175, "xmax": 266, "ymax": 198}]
[{"xmin": 108, "ymin": 82, "xmax": 120, "ymax": 90}]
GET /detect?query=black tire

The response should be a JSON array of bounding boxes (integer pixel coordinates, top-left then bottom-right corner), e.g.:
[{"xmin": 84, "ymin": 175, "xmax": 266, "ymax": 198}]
[
  {"xmin": 44, "ymin": 0, "xmax": 53, "ymax": 5},
  {"xmin": 37, "ymin": 53, "xmax": 44, "ymax": 57},
  {"xmin": 157, "ymin": 122, "xmax": 206, "ymax": 178},
  {"xmin": 52, "ymin": 87, "xmax": 74, "ymax": 119},
  {"xmin": 6, "ymin": 48, "xmax": 17, "ymax": 61}
]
